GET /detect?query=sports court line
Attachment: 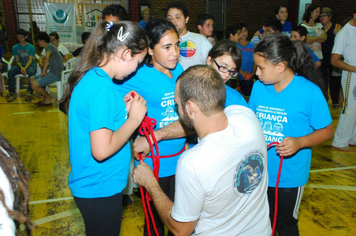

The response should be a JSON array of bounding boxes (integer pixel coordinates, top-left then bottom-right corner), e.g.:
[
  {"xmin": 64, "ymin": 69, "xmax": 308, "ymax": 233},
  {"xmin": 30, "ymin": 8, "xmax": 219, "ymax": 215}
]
[
  {"xmin": 12, "ymin": 111, "xmax": 34, "ymax": 115},
  {"xmin": 29, "ymin": 196, "xmax": 73, "ymax": 205},
  {"xmin": 310, "ymin": 166, "xmax": 356, "ymax": 173},
  {"xmin": 308, "ymin": 184, "xmax": 356, "ymax": 191},
  {"xmin": 20, "ymin": 209, "xmax": 81, "ymax": 231},
  {"xmin": 47, "ymin": 109, "xmax": 61, "ymax": 113}
]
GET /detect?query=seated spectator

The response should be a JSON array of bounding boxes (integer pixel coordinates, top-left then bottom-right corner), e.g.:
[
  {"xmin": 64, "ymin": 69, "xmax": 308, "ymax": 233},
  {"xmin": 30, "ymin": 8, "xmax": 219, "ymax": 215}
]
[
  {"xmin": 139, "ymin": 8, "xmax": 150, "ymax": 29},
  {"xmin": 72, "ymin": 32, "xmax": 91, "ymax": 57},
  {"xmin": 102, "ymin": 4, "xmax": 129, "ymax": 22},
  {"xmin": 291, "ymin": 26, "xmax": 321, "ymax": 67},
  {"xmin": 7, "ymin": 29, "xmax": 36, "ymax": 102},
  {"xmin": 29, "ymin": 32, "xmax": 63, "ymax": 105},
  {"xmin": 39, "ymin": 32, "xmax": 72, "ymax": 66},
  {"xmin": 196, "ymin": 13, "xmax": 215, "ymax": 37}
]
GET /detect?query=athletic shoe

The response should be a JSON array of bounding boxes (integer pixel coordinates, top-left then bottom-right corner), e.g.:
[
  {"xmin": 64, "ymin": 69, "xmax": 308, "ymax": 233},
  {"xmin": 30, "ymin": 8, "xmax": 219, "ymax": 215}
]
[
  {"xmin": 24, "ymin": 91, "xmax": 33, "ymax": 101},
  {"xmin": 7, "ymin": 93, "xmax": 17, "ymax": 102}
]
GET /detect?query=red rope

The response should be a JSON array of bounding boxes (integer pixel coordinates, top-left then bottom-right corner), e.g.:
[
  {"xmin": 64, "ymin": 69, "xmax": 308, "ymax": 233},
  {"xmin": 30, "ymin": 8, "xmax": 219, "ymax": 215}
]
[
  {"xmin": 267, "ymin": 142, "xmax": 284, "ymax": 236},
  {"xmin": 132, "ymin": 93, "xmax": 160, "ymax": 236}
]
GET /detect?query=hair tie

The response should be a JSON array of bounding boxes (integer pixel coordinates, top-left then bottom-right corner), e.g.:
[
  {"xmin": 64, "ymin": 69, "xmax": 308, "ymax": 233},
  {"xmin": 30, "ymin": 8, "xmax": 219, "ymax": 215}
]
[
  {"xmin": 106, "ymin": 21, "xmax": 114, "ymax": 31},
  {"xmin": 117, "ymin": 26, "xmax": 130, "ymax": 42}
]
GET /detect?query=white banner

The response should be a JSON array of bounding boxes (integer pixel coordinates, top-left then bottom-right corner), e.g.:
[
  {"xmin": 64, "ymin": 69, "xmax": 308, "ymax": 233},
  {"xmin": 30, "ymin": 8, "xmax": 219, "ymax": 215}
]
[
  {"xmin": 44, "ymin": 3, "xmax": 77, "ymax": 43},
  {"xmin": 81, "ymin": 3, "xmax": 108, "ymax": 33}
]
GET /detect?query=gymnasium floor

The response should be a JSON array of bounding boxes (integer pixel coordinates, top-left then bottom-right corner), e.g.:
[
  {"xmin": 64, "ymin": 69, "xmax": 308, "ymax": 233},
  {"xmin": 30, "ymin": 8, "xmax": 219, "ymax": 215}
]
[{"xmin": 0, "ymin": 86, "xmax": 355, "ymax": 236}]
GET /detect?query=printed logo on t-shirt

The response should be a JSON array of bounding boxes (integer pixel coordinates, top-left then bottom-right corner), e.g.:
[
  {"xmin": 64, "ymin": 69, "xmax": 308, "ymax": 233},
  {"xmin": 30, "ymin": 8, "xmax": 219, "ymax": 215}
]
[
  {"xmin": 179, "ymin": 41, "xmax": 197, "ymax": 58},
  {"xmin": 159, "ymin": 91, "xmax": 179, "ymax": 128},
  {"xmin": 255, "ymin": 105, "xmax": 287, "ymax": 143},
  {"xmin": 234, "ymin": 149, "xmax": 264, "ymax": 195}
]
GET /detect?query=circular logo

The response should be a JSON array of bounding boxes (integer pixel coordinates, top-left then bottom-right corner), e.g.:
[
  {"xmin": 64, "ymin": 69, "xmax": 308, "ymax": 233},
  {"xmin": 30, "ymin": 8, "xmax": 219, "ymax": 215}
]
[
  {"xmin": 233, "ymin": 149, "xmax": 265, "ymax": 196},
  {"xmin": 179, "ymin": 41, "xmax": 197, "ymax": 58},
  {"xmin": 53, "ymin": 9, "xmax": 68, "ymax": 24}
]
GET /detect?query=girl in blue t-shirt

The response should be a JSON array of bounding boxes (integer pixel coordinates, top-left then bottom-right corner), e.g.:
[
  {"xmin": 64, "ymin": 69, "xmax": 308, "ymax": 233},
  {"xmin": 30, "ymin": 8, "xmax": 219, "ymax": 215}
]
[
  {"xmin": 206, "ymin": 39, "xmax": 247, "ymax": 107},
  {"xmin": 59, "ymin": 21, "xmax": 148, "ymax": 236},
  {"xmin": 117, "ymin": 18, "xmax": 183, "ymax": 236},
  {"xmin": 249, "ymin": 33, "xmax": 333, "ymax": 235}
]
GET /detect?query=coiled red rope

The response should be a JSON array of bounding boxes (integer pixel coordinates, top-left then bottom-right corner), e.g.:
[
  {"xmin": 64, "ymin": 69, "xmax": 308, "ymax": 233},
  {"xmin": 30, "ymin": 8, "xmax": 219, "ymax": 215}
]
[
  {"xmin": 267, "ymin": 142, "xmax": 284, "ymax": 236},
  {"xmin": 132, "ymin": 93, "xmax": 184, "ymax": 236}
]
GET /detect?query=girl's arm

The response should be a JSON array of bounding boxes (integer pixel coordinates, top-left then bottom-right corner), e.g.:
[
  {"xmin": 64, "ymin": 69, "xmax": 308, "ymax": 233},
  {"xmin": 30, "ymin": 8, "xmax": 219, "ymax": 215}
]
[
  {"xmin": 306, "ymin": 33, "xmax": 327, "ymax": 43},
  {"xmin": 276, "ymin": 123, "xmax": 333, "ymax": 157},
  {"xmin": 90, "ymin": 93, "xmax": 147, "ymax": 161}
]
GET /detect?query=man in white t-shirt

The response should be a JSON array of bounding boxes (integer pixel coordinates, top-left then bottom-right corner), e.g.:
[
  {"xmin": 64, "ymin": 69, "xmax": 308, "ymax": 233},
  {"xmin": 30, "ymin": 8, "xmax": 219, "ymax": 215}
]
[
  {"xmin": 331, "ymin": 9, "xmax": 356, "ymax": 152},
  {"xmin": 133, "ymin": 65, "xmax": 271, "ymax": 235},
  {"xmin": 166, "ymin": 1, "xmax": 212, "ymax": 70}
]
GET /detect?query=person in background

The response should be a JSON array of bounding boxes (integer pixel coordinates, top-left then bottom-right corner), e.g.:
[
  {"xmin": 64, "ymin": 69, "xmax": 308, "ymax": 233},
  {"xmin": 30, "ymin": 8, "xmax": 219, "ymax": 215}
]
[
  {"xmin": 166, "ymin": 1, "xmax": 212, "ymax": 70},
  {"xmin": 72, "ymin": 32, "xmax": 91, "ymax": 57},
  {"xmin": 0, "ymin": 133, "xmax": 36, "ymax": 235},
  {"xmin": 196, "ymin": 13, "xmax": 215, "ymax": 38},
  {"xmin": 237, "ymin": 23, "xmax": 256, "ymax": 98},
  {"xmin": 7, "ymin": 29, "xmax": 36, "ymax": 102},
  {"xmin": 102, "ymin": 4, "xmax": 129, "ymax": 22},
  {"xmin": 139, "ymin": 8, "xmax": 150, "ymax": 29},
  {"xmin": 207, "ymin": 33, "xmax": 217, "ymax": 46},
  {"xmin": 290, "ymin": 25, "xmax": 321, "ymax": 67},
  {"xmin": 39, "ymin": 32, "xmax": 73, "ymax": 65},
  {"xmin": 319, "ymin": 7, "xmax": 342, "ymax": 108},
  {"xmin": 225, "ymin": 24, "xmax": 241, "ymax": 43},
  {"xmin": 251, "ymin": 17, "xmax": 273, "ymax": 46},
  {"xmin": 28, "ymin": 32, "xmax": 63, "ymax": 105},
  {"xmin": 133, "ymin": 65, "xmax": 271, "ymax": 236},
  {"xmin": 301, "ymin": 4, "xmax": 326, "ymax": 60},
  {"xmin": 331, "ymin": 9, "xmax": 356, "ymax": 152}
]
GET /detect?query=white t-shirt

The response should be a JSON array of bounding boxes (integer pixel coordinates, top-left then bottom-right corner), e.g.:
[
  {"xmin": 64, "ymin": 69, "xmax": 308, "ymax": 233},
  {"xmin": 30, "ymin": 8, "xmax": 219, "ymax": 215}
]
[
  {"xmin": 42, "ymin": 44, "xmax": 70, "ymax": 58},
  {"xmin": 172, "ymin": 105, "xmax": 271, "ymax": 236},
  {"xmin": 301, "ymin": 22, "xmax": 324, "ymax": 59},
  {"xmin": 332, "ymin": 22, "xmax": 356, "ymax": 67},
  {"xmin": 179, "ymin": 31, "xmax": 212, "ymax": 70},
  {"xmin": 0, "ymin": 166, "xmax": 15, "ymax": 236}
]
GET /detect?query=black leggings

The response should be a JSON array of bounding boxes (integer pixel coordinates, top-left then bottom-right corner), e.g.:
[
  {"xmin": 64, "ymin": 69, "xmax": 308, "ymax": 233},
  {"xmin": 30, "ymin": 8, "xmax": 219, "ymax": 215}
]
[
  {"xmin": 268, "ymin": 186, "xmax": 304, "ymax": 236},
  {"xmin": 74, "ymin": 193, "xmax": 123, "ymax": 236},
  {"xmin": 144, "ymin": 175, "xmax": 175, "ymax": 236}
]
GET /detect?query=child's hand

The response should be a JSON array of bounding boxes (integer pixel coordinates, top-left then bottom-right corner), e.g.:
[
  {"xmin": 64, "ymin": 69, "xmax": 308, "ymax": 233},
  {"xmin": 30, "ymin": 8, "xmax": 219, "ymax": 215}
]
[
  {"xmin": 126, "ymin": 91, "xmax": 147, "ymax": 125},
  {"xmin": 276, "ymin": 137, "xmax": 302, "ymax": 157}
]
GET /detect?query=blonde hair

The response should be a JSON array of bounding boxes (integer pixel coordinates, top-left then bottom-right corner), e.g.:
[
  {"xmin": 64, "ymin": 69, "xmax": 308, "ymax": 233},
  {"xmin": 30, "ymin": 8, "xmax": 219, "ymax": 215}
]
[{"xmin": 141, "ymin": 8, "xmax": 150, "ymax": 17}]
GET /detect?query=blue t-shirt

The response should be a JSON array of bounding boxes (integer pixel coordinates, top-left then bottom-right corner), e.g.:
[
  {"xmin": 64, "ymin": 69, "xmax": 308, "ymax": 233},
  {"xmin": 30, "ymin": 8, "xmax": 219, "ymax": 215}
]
[
  {"xmin": 237, "ymin": 42, "xmax": 254, "ymax": 80},
  {"xmin": 116, "ymin": 64, "xmax": 186, "ymax": 177},
  {"xmin": 139, "ymin": 20, "xmax": 146, "ymax": 28},
  {"xmin": 225, "ymin": 84, "xmax": 247, "ymax": 107},
  {"xmin": 248, "ymin": 75, "xmax": 331, "ymax": 188},
  {"xmin": 306, "ymin": 46, "xmax": 320, "ymax": 63},
  {"xmin": 68, "ymin": 67, "xmax": 130, "ymax": 198},
  {"xmin": 12, "ymin": 43, "xmax": 35, "ymax": 67}
]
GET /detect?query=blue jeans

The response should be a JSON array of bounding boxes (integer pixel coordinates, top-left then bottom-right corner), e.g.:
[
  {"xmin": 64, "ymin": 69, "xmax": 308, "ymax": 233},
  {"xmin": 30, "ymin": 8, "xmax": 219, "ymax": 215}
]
[{"xmin": 7, "ymin": 65, "xmax": 36, "ymax": 94}]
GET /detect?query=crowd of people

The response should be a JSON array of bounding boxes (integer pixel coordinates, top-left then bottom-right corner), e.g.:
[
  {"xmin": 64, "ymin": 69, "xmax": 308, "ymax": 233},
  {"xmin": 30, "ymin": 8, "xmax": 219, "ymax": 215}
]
[{"xmin": 1, "ymin": 1, "xmax": 355, "ymax": 236}]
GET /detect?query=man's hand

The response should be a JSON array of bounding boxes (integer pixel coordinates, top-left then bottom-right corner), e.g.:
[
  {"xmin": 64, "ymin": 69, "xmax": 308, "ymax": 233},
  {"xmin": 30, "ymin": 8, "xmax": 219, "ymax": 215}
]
[
  {"xmin": 21, "ymin": 67, "xmax": 27, "ymax": 76},
  {"xmin": 40, "ymin": 71, "xmax": 49, "ymax": 78},
  {"xmin": 133, "ymin": 161, "xmax": 156, "ymax": 188},
  {"xmin": 133, "ymin": 135, "xmax": 151, "ymax": 160}
]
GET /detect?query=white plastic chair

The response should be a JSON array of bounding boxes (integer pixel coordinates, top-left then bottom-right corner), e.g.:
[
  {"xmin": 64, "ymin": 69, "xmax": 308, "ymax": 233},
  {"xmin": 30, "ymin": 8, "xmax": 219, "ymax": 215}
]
[
  {"xmin": 53, "ymin": 57, "xmax": 80, "ymax": 100},
  {"xmin": 2, "ymin": 55, "xmax": 40, "ymax": 95},
  {"xmin": 1, "ymin": 57, "xmax": 11, "ymax": 93}
]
